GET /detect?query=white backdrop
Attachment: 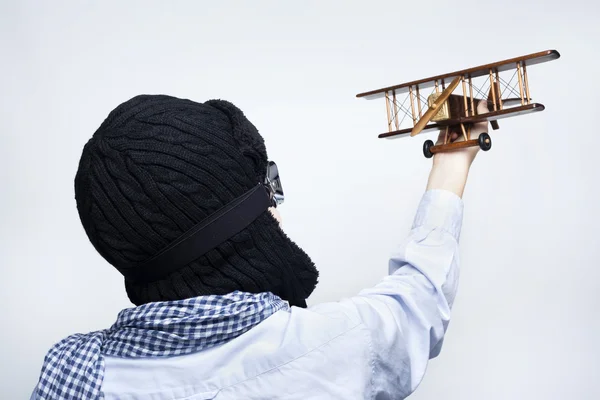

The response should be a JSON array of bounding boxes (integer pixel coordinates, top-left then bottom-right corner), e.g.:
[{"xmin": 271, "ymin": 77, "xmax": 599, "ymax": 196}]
[{"xmin": 2, "ymin": 1, "xmax": 599, "ymax": 399}]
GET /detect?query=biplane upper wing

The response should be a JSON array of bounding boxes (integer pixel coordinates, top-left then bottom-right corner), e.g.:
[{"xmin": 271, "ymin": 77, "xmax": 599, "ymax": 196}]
[
  {"xmin": 357, "ymin": 50, "xmax": 560, "ymax": 140},
  {"xmin": 356, "ymin": 50, "xmax": 559, "ymax": 100}
]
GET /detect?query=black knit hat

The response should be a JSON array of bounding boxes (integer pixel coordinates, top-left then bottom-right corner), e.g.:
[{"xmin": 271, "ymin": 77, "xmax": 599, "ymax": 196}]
[{"xmin": 74, "ymin": 95, "xmax": 318, "ymax": 307}]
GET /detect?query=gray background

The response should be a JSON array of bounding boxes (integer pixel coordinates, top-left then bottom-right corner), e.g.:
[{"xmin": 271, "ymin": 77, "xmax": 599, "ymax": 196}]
[{"xmin": 2, "ymin": 0, "xmax": 599, "ymax": 399}]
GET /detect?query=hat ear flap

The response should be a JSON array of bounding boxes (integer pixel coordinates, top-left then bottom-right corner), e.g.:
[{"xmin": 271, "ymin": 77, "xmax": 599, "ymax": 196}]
[{"xmin": 205, "ymin": 100, "xmax": 268, "ymax": 182}]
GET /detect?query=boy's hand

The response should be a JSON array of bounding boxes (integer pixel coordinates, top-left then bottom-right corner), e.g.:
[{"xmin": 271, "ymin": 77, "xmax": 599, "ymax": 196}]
[
  {"xmin": 432, "ymin": 100, "xmax": 490, "ymax": 169},
  {"xmin": 425, "ymin": 100, "xmax": 490, "ymax": 198}
]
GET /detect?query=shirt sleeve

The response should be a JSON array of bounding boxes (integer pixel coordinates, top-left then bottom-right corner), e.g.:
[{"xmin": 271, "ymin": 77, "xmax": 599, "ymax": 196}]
[{"xmin": 309, "ymin": 189, "xmax": 463, "ymax": 397}]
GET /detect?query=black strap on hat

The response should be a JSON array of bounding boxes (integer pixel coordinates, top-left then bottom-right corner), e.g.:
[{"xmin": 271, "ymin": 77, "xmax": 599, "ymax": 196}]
[{"xmin": 120, "ymin": 184, "xmax": 272, "ymax": 283}]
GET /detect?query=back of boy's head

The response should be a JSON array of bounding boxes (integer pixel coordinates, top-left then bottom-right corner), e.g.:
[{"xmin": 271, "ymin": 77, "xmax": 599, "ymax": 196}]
[{"xmin": 74, "ymin": 94, "xmax": 318, "ymax": 307}]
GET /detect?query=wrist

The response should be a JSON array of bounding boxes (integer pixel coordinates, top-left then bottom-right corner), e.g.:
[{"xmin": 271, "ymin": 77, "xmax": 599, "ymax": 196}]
[
  {"xmin": 432, "ymin": 152, "xmax": 474, "ymax": 170},
  {"xmin": 427, "ymin": 157, "xmax": 471, "ymax": 198}
]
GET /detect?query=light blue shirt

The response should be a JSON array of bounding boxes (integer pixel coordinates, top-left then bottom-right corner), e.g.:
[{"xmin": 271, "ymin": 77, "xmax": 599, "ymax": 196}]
[{"xmin": 95, "ymin": 189, "xmax": 463, "ymax": 399}]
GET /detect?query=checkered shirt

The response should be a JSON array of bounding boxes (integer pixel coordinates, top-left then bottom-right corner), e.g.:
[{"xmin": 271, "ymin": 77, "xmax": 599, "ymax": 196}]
[{"xmin": 33, "ymin": 291, "xmax": 289, "ymax": 400}]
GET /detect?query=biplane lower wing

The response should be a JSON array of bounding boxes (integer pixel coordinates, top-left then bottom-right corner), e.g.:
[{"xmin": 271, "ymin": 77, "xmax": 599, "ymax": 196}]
[{"xmin": 378, "ymin": 103, "xmax": 545, "ymax": 139}]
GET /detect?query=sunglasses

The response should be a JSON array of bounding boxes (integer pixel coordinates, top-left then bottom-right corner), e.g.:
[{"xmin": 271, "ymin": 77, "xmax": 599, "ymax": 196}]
[{"xmin": 264, "ymin": 161, "xmax": 284, "ymax": 208}]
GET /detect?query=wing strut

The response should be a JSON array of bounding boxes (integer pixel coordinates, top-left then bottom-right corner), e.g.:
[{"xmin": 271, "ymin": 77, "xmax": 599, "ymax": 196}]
[{"xmin": 410, "ymin": 76, "xmax": 462, "ymax": 137}]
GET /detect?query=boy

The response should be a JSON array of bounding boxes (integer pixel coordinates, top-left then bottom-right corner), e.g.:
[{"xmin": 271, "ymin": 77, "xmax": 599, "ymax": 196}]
[{"xmin": 33, "ymin": 95, "xmax": 488, "ymax": 399}]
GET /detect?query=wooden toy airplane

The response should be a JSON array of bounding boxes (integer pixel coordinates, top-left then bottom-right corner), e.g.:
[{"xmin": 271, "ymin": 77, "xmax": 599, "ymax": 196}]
[{"xmin": 356, "ymin": 50, "xmax": 560, "ymax": 158}]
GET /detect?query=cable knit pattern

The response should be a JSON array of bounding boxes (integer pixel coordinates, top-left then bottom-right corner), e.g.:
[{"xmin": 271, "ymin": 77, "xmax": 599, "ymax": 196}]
[{"xmin": 74, "ymin": 95, "xmax": 318, "ymax": 307}]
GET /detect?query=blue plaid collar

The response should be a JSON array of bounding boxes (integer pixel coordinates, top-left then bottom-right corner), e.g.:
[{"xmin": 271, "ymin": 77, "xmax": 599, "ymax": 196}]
[{"xmin": 34, "ymin": 291, "xmax": 289, "ymax": 400}]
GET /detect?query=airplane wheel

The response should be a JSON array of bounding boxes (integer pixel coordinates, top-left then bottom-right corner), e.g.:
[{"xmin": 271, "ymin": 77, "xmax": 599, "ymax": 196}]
[
  {"xmin": 423, "ymin": 140, "xmax": 434, "ymax": 158},
  {"xmin": 478, "ymin": 133, "xmax": 492, "ymax": 151}
]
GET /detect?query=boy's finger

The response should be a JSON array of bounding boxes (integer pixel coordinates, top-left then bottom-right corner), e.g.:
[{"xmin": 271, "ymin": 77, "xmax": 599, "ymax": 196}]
[
  {"xmin": 471, "ymin": 100, "xmax": 490, "ymax": 134},
  {"xmin": 476, "ymin": 99, "xmax": 490, "ymax": 114}
]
